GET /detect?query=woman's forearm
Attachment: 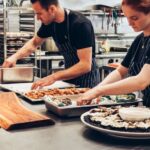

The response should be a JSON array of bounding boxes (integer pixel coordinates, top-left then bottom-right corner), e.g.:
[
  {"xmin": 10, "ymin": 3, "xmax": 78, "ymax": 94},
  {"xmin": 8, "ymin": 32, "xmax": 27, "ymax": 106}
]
[
  {"xmin": 98, "ymin": 69, "xmax": 123, "ymax": 87},
  {"xmin": 95, "ymin": 75, "xmax": 143, "ymax": 96}
]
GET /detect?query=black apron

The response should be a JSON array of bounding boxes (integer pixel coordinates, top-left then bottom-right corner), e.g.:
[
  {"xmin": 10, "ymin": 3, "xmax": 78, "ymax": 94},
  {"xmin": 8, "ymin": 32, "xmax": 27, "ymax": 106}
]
[
  {"xmin": 53, "ymin": 9, "xmax": 100, "ymax": 88},
  {"xmin": 129, "ymin": 35, "xmax": 150, "ymax": 106}
]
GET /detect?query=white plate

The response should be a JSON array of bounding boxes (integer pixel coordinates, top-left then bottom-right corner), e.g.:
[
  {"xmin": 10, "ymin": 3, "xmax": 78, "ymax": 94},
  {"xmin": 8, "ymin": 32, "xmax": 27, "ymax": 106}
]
[{"xmin": 81, "ymin": 111, "xmax": 150, "ymax": 139}]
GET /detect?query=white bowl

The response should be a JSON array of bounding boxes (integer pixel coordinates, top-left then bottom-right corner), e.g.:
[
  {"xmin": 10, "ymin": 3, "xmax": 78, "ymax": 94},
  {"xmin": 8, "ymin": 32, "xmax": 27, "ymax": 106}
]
[{"xmin": 119, "ymin": 107, "xmax": 150, "ymax": 121}]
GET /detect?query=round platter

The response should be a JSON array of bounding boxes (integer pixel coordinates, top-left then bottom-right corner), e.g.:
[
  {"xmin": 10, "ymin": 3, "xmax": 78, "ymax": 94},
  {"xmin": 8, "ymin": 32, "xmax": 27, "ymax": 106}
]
[{"xmin": 81, "ymin": 111, "xmax": 150, "ymax": 139}]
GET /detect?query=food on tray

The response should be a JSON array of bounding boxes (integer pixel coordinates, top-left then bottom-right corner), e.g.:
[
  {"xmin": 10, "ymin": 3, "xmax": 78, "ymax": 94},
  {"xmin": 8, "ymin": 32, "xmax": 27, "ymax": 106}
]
[
  {"xmin": 100, "ymin": 93, "xmax": 136, "ymax": 104},
  {"xmin": 84, "ymin": 93, "xmax": 136, "ymax": 105},
  {"xmin": 25, "ymin": 88, "xmax": 89, "ymax": 99},
  {"xmin": 45, "ymin": 97, "xmax": 72, "ymax": 107},
  {"xmin": 44, "ymin": 93, "xmax": 138, "ymax": 107},
  {"xmin": 84, "ymin": 106, "xmax": 150, "ymax": 131},
  {"xmin": 119, "ymin": 107, "xmax": 150, "ymax": 121}
]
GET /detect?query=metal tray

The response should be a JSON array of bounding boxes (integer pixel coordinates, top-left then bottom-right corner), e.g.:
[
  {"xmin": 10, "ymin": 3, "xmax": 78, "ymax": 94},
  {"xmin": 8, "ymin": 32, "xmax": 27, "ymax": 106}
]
[
  {"xmin": 44, "ymin": 95, "xmax": 143, "ymax": 117},
  {"xmin": 0, "ymin": 64, "xmax": 34, "ymax": 83},
  {"xmin": 22, "ymin": 95, "xmax": 44, "ymax": 104},
  {"xmin": 23, "ymin": 87, "xmax": 88, "ymax": 104},
  {"xmin": 44, "ymin": 95, "xmax": 98, "ymax": 117},
  {"xmin": 0, "ymin": 81, "xmax": 76, "ymax": 103}
]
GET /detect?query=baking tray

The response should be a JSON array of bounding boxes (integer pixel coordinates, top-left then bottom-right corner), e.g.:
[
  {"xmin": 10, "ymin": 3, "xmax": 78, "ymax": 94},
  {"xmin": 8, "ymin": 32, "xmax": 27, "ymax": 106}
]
[
  {"xmin": 23, "ymin": 87, "xmax": 88, "ymax": 104},
  {"xmin": 0, "ymin": 81, "xmax": 76, "ymax": 103},
  {"xmin": 44, "ymin": 94, "xmax": 143, "ymax": 117},
  {"xmin": 44, "ymin": 95, "xmax": 98, "ymax": 117}
]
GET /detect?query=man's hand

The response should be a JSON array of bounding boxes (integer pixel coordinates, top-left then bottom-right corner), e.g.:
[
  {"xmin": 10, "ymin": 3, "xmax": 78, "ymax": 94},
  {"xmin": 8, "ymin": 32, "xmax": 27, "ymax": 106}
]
[
  {"xmin": 31, "ymin": 74, "xmax": 56, "ymax": 90},
  {"xmin": 2, "ymin": 56, "xmax": 17, "ymax": 68}
]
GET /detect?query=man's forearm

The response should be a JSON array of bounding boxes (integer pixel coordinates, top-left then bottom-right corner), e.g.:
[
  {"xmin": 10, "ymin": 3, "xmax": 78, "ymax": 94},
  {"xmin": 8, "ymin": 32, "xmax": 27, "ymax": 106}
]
[
  {"xmin": 52, "ymin": 61, "xmax": 90, "ymax": 81},
  {"xmin": 13, "ymin": 38, "xmax": 38, "ymax": 60}
]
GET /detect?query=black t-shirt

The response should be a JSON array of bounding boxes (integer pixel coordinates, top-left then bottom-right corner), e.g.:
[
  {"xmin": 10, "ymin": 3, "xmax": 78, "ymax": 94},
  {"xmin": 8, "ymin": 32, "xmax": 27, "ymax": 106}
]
[
  {"xmin": 37, "ymin": 9, "xmax": 96, "ymax": 57},
  {"xmin": 121, "ymin": 33, "xmax": 150, "ymax": 68},
  {"xmin": 121, "ymin": 33, "xmax": 150, "ymax": 106}
]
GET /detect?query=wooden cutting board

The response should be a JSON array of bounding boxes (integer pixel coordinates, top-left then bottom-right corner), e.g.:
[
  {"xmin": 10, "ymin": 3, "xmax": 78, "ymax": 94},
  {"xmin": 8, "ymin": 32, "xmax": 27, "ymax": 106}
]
[{"xmin": 0, "ymin": 92, "xmax": 55, "ymax": 130}]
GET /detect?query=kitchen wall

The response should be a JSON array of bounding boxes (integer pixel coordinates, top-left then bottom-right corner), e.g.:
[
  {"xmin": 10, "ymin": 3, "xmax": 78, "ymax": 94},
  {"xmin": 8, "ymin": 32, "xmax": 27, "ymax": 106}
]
[
  {"xmin": 6, "ymin": 0, "xmax": 138, "ymax": 45},
  {"xmin": 60, "ymin": 0, "xmax": 122, "ymax": 10},
  {"xmin": 6, "ymin": 0, "xmax": 133, "ymax": 33}
]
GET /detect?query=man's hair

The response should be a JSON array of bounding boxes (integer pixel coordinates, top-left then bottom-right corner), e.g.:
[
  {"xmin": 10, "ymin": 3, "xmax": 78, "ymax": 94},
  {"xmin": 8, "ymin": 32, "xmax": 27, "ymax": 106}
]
[
  {"xmin": 30, "ymin": 0, "xmax": 59, "ymax": 10},
  {"xmin": 122, "ymin": 0, "xmax": 150, "ymax": 14}
]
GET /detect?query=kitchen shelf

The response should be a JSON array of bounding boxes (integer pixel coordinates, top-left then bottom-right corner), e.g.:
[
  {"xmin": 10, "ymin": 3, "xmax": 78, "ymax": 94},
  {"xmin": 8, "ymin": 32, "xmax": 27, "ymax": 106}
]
[
  {"xmin": 19, "ymin": 9, "xmax": 35, "ymax": 33},
  {"xmin": 0, "ymin": 1, "xmax": 36, "ymax": 67}
]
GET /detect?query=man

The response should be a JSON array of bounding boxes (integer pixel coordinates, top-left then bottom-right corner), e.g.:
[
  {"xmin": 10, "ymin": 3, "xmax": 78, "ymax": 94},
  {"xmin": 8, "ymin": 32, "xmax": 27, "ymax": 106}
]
[{"xmin": 2, "ymin": 0, "xmax": 100, "ymax": 89}]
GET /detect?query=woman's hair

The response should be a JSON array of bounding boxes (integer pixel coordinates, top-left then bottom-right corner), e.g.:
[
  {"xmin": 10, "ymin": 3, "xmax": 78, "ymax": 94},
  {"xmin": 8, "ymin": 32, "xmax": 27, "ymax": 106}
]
[
  {"xmin": 122, "ymin": 0, "xmax": 150, "ymax": 14},
  {"xmin": 30, "ymin": 0, "xmax": 59, "ymax": 10}
]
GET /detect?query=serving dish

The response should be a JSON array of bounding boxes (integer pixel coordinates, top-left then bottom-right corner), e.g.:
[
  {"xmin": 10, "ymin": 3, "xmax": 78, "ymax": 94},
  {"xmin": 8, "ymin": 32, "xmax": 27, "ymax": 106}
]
[
  {"xmin": 24, "ymin": 88, "xmax": 89, "ymax": 103},
  {"xmin": 0, "ymin": 81, "xmax": 76, "ymax": 103},
  {"xmin": 44, "ymin": 94, "xmax": 142, "ymax": 117},
  {"xmin": 81, "ymin": 106, "xmax": 150, "ymax": 139}
]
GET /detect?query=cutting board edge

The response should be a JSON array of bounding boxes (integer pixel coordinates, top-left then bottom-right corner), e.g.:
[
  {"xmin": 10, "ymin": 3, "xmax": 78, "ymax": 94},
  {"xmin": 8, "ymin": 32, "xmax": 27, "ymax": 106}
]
[{"xmin": 5, "ymin": 118, "xmax": 55, "ymax": 130}]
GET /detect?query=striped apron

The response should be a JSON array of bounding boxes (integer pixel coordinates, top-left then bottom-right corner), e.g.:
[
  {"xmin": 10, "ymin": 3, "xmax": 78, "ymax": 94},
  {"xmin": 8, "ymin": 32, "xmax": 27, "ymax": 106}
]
[
  {"xmin": 129, "ymin": 36, "xmax": 150, "ymax": 107},
  {"xmin": 52, "ymin": 10, "xmax": 100, "ymax": 88}
]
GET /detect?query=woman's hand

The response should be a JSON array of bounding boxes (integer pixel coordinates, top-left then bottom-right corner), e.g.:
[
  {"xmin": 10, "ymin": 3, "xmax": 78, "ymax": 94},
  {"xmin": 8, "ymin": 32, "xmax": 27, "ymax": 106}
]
[
  {"xmin": 77, "ymin": 88, "xmax": 101, "ymax": 105},
  {"xmin": 31, "ymin": 74, "xmax": 56, "ymax": 90}
]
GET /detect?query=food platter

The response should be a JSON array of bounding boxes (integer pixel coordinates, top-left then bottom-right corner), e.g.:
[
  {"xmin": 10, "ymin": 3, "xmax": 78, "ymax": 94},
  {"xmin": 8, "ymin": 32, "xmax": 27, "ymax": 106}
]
[
  {"xmin": 0, "ymin": 81, "xmax": 76, "ymax": 103},
  {"xmin": 44, "ymin": 94, "xmax": 99, "ymax": 117},
  {"xmin": 0, "ymin": 83, "xmax": 89, "ymax": 104},
  {"xmin": 81, "ymin": 106, "xmax": 150, "ymax": 139},
  {"xmin": 44, "ymin": 93, "xmax": 142, "ymax": 117},
  {"xmin": 23, "ymin": 87, "xmax": 89, "ymax": 103},
  {"xmin": 0, "ymin": 81, "xmax": 76, "ymax": 94}
]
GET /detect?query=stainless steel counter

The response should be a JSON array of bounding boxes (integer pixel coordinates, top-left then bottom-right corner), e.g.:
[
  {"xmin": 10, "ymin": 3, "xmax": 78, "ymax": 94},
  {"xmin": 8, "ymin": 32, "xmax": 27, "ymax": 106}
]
[
  {"xmin": 36, "ymin": 52, "xmax": 127, "ymax": 77},
  {"xmin": 0, "ymin": 93, "xmax": 150, "ymax": 150},
  {"xmin": 36, "ymin": 55, "xmax": 64, "ymax": 60},
  {"xmin": 96, "ymin": 52, "xmax": 126, "ymax": 58},
  {"xmin": 36, "ymin": 52, "xmax": 126, "ymax": 60}
]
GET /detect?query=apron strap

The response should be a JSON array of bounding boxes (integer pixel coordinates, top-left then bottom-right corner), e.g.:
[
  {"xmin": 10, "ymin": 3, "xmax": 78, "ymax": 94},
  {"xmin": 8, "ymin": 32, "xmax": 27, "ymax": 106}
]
[{"xmin": 65, "ymin": 9, "xmax": 70, "ymax": 15}]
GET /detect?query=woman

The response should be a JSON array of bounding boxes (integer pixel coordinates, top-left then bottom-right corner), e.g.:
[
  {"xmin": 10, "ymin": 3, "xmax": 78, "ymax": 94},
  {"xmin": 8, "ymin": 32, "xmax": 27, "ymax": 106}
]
[{"xmin": 77, "ymin": 0, "xmax": 150, "ymax": 106}]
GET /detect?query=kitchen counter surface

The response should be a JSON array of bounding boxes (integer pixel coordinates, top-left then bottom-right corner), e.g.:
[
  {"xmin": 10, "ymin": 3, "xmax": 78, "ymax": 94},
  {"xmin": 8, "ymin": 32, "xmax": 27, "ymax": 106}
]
[
  {"xmin": 0, "ymin": 91, "xmax": 150, "ymax": 150},
  {"xmin": 36, "ymin": 52, "xmax": 127, "ymax": 76},
  {"xmin": 96, "ymin": 52, "xmax": 126, "ymax": 58},
  {"xmin": 36, "ymin": 52, "xmax": 126, "ymax": 60}
]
